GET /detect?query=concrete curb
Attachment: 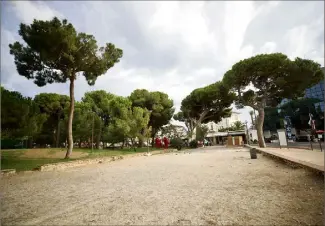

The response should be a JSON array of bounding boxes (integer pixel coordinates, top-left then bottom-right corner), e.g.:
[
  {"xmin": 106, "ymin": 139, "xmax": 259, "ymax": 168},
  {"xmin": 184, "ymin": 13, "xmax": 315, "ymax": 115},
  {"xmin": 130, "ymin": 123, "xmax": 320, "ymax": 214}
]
[{"xmin": 244, "ymin": 145, "xmax": 324, "ymax": 173}]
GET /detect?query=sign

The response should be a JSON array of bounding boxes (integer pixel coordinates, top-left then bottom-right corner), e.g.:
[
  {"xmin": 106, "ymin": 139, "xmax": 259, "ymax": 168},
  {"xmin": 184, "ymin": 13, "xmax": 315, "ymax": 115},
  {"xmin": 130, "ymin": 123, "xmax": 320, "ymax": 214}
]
[
  {"xmin": 318, "ymin": 134, "xmax": 323, "ymax": 138},
  {"xmin": 278, "ymin": 130, "xmax": 287, "ymax": 146}
]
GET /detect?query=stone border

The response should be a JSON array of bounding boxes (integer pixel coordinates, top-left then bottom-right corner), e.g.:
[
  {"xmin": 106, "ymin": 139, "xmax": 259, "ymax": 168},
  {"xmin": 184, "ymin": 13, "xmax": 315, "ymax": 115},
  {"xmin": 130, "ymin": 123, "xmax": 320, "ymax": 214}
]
[
  {"xmin": 244, "ymin": 145, "xmax": 324, "ymax": 174},
  {"xmin": 1, "ymin": 169, "xmax": 16, "ymax": 176},
  {"xmin": 3, "ymin": 149, "xmax": 179, "ymax": 175}
]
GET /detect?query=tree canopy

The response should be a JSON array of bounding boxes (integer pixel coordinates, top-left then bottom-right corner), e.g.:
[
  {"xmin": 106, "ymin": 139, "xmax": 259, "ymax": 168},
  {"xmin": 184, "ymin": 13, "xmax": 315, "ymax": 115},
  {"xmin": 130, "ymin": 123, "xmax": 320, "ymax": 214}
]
[
  {"xmin": 34, "ymin": 93, "xmax": 69, "ymax": 147},
  {"xmin": 223, "ymin": 53, "xmax": 323, "ymax": 147},
  {"xmin": 175, "ymin": 81, "xmax": 235, "ymax": 140},
  {"xmin": 1, "ymin": 87, "xmax": 47, "ymax": 144},
  {"xmin": 9, "ymin": 17, "xmax": 123, "ymax": 158},
  {"xmin": 129, "ymin": 89, "xmax": 174, "ymax": 144}
]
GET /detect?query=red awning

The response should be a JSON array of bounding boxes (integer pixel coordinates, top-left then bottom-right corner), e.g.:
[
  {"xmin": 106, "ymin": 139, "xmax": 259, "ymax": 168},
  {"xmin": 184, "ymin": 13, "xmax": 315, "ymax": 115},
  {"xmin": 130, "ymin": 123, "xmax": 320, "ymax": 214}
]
[{"xmin": 316, "ymin": 130, "xmax": 325, "ymax": 134}]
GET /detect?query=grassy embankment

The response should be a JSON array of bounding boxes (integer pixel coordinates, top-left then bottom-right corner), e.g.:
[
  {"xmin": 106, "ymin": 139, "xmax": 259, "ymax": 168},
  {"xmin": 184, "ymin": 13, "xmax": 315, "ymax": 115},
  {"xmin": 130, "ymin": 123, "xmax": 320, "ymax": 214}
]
[{"xmin": 1, "ymin": 147, "xmax": 158, "ymax": 172}]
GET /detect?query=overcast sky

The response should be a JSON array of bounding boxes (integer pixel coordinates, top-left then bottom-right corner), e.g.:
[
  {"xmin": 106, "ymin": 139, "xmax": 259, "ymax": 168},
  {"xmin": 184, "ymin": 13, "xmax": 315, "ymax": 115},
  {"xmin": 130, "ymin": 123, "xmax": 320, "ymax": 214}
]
[{"xmin": 1, "ymin": 1, "xmax": 324, "ymax": 126}]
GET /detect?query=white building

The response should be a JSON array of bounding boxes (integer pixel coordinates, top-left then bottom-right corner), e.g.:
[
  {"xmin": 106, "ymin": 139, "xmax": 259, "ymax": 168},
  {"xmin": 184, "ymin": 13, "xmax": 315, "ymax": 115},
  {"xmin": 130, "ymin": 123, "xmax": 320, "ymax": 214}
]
[
  {"xmin": 157, "ymin": 124, "xmax": 188, "ymax": 139},
  {"xmin": 205, "ymin": 112, "xmax": 241, "ymax": 132},
  {"xmin": 193, "ymin": 112, "xmax": 246, "ymax": 144}
]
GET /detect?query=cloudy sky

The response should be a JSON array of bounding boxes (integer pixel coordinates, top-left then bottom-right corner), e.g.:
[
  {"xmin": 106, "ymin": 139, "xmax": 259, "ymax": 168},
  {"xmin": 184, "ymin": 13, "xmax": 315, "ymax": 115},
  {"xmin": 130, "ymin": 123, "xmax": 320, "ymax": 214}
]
[{"xmin": 1, "ymin": 1, "xmax": 324, "ymax": 126}]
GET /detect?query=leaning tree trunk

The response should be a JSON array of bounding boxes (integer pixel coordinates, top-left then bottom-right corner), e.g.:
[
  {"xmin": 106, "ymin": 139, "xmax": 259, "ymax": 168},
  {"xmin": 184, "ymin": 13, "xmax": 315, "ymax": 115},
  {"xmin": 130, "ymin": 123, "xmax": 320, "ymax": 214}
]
[
  {"xmin": 65, "ymin": 78, "xmax": 75, "ymax": 159},
  {"xmin": 256, "ymin": 108, "xmax": 266, "ymax": 148}
]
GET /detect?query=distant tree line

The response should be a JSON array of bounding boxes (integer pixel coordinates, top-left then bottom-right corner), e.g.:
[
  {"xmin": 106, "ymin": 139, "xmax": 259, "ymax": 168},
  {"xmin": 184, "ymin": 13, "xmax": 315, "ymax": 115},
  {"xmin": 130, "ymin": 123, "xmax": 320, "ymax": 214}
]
[
  {"xmin": 175, "ymin": 53, "xmax": 324, "ymax": 147},
  {"xmin": 1, "ymin": 87, "xmax": 174, "ymax": 150}
]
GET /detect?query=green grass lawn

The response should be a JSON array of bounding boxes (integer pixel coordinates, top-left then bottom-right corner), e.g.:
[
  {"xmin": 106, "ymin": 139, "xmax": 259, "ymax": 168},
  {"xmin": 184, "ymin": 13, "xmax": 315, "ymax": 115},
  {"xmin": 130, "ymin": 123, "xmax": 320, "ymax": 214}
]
[{"xmin": 1, "ymin": 146, "xmax": 159, "ymax": 172}]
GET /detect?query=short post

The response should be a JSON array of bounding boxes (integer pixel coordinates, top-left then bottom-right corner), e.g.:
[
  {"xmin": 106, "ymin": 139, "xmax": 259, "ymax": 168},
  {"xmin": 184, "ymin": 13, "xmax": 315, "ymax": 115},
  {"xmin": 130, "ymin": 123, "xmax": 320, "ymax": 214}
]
[
  {"xmin": 250, "ymin": 148, "xmax": 257, "ymax": 159},
  {"xmin": 309, "ymin": 137, "xmax": 313, "ymax": 151},
  {"xmin": 318, "ymin": 134, "xmax": 323, "ymax": 152},
  {"xmin": 319, "ymin": 140, "xmax": 323, "ymax": 152}
]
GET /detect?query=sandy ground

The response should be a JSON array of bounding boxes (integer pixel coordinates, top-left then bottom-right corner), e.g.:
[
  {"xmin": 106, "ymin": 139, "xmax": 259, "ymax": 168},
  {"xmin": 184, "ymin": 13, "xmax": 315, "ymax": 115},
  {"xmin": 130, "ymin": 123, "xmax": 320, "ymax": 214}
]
[
  {"xmin": 1, "ymin": 147, "xmax": 324, "ymax": 225},
  {"xmin": 22, "ymin": 148, "xmax": 88, "ymax": 159}
]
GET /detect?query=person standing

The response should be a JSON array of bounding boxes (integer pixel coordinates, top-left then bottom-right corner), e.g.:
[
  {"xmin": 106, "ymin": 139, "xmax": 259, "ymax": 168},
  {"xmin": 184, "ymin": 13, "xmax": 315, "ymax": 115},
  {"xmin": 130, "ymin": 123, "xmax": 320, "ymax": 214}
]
[{"xmin": 163, "ymin": 136, "xmax": 169, "ymax": 153}]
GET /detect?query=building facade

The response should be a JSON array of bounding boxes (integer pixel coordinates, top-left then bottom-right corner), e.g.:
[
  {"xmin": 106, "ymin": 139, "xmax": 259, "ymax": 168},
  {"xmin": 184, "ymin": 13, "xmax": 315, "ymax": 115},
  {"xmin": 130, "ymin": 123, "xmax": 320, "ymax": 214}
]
[
  {"xmin": 157, "ymin": 124, "xmax": 188, "ymax": 139},
  {"xmin": 201, "ymin": 112, "xmax": 246, "ymax": 144},
  {"xmin": 205, "ymin": 112, "xmax": 241, "ymax": 132}
]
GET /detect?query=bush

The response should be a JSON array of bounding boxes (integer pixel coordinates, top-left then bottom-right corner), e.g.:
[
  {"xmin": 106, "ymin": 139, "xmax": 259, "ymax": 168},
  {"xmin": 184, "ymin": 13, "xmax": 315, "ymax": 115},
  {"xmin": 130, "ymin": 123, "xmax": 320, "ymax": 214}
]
[
  {"xmin": 253, "ymin": 139, "xmax": 258, "ymax": 144},
  {"xmin": 170, "ymin": 138, "xmax": 183, "ymax": 150},
  {"xmin": 189, "ymin": 140, "xmax": 198, "ymax": 149}
]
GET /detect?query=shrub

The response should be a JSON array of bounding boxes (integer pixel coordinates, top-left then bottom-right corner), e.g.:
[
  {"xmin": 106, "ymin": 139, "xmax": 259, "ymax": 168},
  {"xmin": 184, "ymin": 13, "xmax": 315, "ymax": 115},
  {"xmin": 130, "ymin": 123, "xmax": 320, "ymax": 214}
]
[
  {"xmin": 170, "ymin": 138, "xmax": 183, "ymax": 150},
  {"xmin": 253, "ymin": 139, "xmax": 258, "ymax": 144},
  {"xmin": 189, "ymin": 140, "xmax": 198, "ymax": 148}
]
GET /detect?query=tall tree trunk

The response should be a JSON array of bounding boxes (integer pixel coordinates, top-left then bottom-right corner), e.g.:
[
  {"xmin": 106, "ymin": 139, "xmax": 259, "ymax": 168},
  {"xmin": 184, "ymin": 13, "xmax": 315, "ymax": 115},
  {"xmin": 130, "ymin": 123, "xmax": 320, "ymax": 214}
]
[
  {"xmin": 130, "ymin": 138, "xmax": 136, "ymax": 151},
  {"xmin": 65, "ymin": 78, "xmax": 75, "ymax": 159},
  {"xmin": 257, "ymin": 108, "xmax": 266, "ymax": 148},
  {"xmin": 79, "ymin": 139, "xmax": 82, "ymax": 148},
  {"xmin": 56, "ymin": 113, "xmax": 61, "ymax": 148}
]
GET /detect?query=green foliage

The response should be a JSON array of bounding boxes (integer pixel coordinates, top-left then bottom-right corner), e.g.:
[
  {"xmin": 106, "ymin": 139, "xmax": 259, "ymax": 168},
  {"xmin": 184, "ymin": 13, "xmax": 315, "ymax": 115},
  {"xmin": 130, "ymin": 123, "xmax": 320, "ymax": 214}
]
[
  {"xmin": 107, "ymin": 96, "xmax": 150, "ymax": 146},
  {"xmin": 189, "ymin": 140, "xmax": 198, "ymax": 149},
  {"xmin": 223, "ymin": 53, "xmax": 323, "ymax": 109},
  {"xmin": 129, "ymin": 89, "xmax": 174, "ymax": 139},
  {"xmin": 9, "ymin": 17, "xmax": 123, "ymax": 86},
  {"xmin": 196, "ymin": 125, "xmax": 209, "ymax": 141},
  {"xmin": 232, "ymin": 121, "xmax": 245, "ymax": 130},
  {"xmin": 1, "ymin": 87, "xmax": 47, "ymax": 142},
  {"xmin": 170, "ymin": 137, "xmax": 184, "ymax": 150},
  {"xmin": 263, "ymin": 107, "xmax": 281, "ymax": 132},
  {"xmin": 34, "ymin": 93, "xmax": 69, "ymax": 147},
  {"xmin": 173, "ymin": 111, "xmax": 195, "ymax": 138},
  {"xmin": 223, "ymin": 53, "xmax": 323, "ymax": 147},
  {"xmin": 279, "ymin": 98, "xmax": 323, "ymax": 130},
  {"xmin": 82, "ymin": 90, "xmax": 116, "ymax": 147},
  {"xmin": 179, "ymin": 82, "xmax": 235, "ymax": 132},
  {"xmin": 72, "ymin": 102, "xmax": 94, "ymax": 143},
  {"xmin": 9, "ymin": 17, "xmax": 123, "ymax": 157}
]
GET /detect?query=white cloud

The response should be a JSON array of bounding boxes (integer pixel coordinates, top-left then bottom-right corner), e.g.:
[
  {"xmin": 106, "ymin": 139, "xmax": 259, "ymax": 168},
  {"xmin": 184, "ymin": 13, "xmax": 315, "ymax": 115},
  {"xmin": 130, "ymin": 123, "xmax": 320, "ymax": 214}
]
[{"xmin": 8, "ymin": 1, "xmax": 63, "ymax": 24}]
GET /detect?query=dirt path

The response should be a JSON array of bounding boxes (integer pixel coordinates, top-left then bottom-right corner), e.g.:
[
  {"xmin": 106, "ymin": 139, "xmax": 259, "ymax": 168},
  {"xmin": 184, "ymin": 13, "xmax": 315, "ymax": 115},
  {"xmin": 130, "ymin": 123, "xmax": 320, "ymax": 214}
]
[{"xmin": 1, "ymin": 147, "xmax": 323, "ymax": 225}]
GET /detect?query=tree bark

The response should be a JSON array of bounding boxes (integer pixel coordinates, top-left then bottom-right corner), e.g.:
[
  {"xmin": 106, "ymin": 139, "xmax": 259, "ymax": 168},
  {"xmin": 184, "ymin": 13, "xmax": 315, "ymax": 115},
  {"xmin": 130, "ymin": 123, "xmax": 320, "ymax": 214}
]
[
  {"xmin": 256, "ymin": 108, "xmax": 266, "ymax": 148},
  {"xmin": 65, "ymin": 78, "xmax": 75, "ymax": 159}
]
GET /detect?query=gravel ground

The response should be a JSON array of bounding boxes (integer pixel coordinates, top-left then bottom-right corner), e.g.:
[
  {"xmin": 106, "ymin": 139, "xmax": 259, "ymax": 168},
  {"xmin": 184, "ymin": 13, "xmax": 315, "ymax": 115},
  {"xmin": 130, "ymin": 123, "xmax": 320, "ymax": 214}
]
[{"xmin": 1, "ymin": 147, "xmax": 324, "ymax": 225}]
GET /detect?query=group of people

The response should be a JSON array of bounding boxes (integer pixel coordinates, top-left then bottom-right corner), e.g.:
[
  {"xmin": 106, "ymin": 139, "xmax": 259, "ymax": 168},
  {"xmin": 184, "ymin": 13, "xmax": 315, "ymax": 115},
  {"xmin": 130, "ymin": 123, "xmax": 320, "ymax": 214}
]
[{"xmin": 154, "ymin": 137, "xmax": 170, "ymax": 151}]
